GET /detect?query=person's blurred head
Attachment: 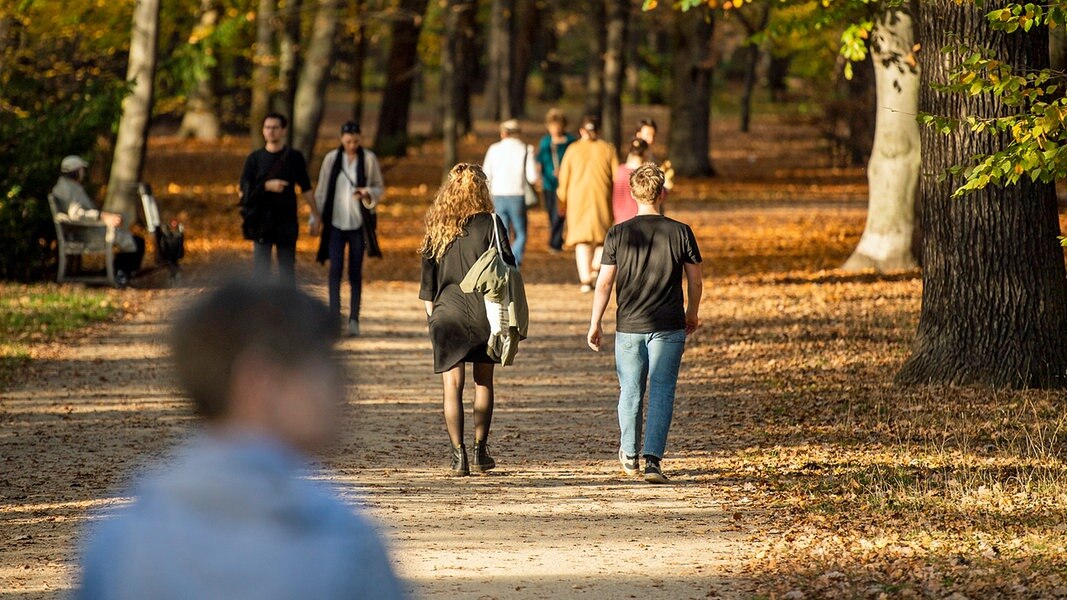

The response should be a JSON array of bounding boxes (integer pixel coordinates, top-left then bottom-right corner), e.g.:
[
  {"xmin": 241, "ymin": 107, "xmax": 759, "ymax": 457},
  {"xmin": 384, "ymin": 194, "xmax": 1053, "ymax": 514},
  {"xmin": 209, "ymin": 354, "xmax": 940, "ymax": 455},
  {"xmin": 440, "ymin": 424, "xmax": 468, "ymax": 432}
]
[
  {"xmin": 170, "ymin": 281, "xmax": 343, "ymax": 453},
  {"xmin": 262, "ymin": 113, "xmax": 288, "ymax": 145},
  {"xmin": 544, "ymin": 109, "xmax": 568, "ymax": 137},
  {"xmin": 61, "ymin": 155, "xmax": 89, "ymax": 181},
  {"xmin": 340, "ymin": 121, "xmax": 362, "ymax": 154},
  {"xmin": 629, "ymin": 163, "xmax": 665, "ymax": 206},
  {"xmin": 580, "ymin": 115, "xmax": 600, "ymax": 140},
  {"xmin": 626, "ymin": 138, "xmax": 650, "ymax": 161},
  {"xmin": 420, "ymin": 163, "xmax": 494, "ymax": 260},
  {"xmin": 635, "ymin": 118, "xmax": 658, "ymax": 146},
  {"xmin": 500, "ymin": 119, "xmax": 521, "ymax": 139}
]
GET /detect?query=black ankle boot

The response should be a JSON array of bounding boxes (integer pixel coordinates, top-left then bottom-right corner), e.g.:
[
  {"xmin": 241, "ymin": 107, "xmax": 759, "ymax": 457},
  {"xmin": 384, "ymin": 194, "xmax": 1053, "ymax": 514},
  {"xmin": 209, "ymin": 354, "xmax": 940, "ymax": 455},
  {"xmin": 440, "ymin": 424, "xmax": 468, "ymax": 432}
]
[
  {"xmin": 472, "ymin": 440, "xmax": 496, "ymax": 472},
  {"xmin": 449, "ymin": 444, "xmax": 469, "ymax": 477}
]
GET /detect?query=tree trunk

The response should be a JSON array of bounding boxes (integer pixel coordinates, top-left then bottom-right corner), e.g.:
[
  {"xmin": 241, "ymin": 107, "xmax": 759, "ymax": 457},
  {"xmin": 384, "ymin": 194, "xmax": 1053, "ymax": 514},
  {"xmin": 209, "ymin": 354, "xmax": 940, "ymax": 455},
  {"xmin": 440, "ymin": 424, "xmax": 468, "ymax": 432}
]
[
  {"xmin": 539, "ymin": 2, "xmax": 563, "ymax": 102},
  {"xmin": 292, "ymin": 0, "xmax": 340, "ymax": 161},
  {"xmin": 276, "ymin": 0, "xmax": 303, "ymax": 142},
  {"xmin": 584, "ymin": 0, "xmax": 606, "ymax": 120},
  {"xmin": 105, "ymin": 0, "xmax": 160, "ymax": 222},
  {"xmin": 897, "ymin": 0, "xmax": 1067, "ymax": 388},
  {"xmin": 351, "ymin": 0, "xmax": 367, "ymax": 124},
  {"xmin": 738, "ymin": 5, "xmax": 770, "ymax": 134},
  {"xmin": 178, "ymin": 0, "xmax": 221, "ymax": 141},
  {"xmin": 443, "ymin": 0, "xmax": 471, "ymax": 172},
  {"xmin": 455, "ymin": 0, "xmax": 477, "ymax": 134},
  {"xmin": 667, "ymin": 5, "xmax": 714, "ymax": 177},
  {"xmin": 508, "ymin": 0, "xmax": 539, "ymax": 119},
  {"xmin": 842, "ymin": 8, "xmax": 920, "ymax": 273},
  {"xmin": 601, "ymin": 0, "xmax": 628, "ymax": 153},
  {"xmin": 250, "ymin": 0, "xmax": 276, "ymax": 147},
  {"xmin": 375, "ymin": 0, "xmax": 430, "ymax": 157},
  {"xmin": 482, "ymin": 0, "xmax": 512, "ymax": 120}
]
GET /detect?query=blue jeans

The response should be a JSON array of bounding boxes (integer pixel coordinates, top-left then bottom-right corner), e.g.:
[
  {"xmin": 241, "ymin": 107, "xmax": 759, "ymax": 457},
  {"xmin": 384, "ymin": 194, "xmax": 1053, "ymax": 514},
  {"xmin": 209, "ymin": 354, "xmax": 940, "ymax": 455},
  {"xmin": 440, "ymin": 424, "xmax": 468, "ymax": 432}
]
[
  {"xmin": 615, "ymin": 330, "xmax": 686, "ymax": 459},
  {"xmin": 328, "ymin": 226, "xmax": 365, "ymax": 320},
  {"xmin": 253, "ymin": 240, "xmax": 296, "ymax": 286},
  {"xmin": 492, "ymin": 195, "xmax": 526, "ymax": 266}
]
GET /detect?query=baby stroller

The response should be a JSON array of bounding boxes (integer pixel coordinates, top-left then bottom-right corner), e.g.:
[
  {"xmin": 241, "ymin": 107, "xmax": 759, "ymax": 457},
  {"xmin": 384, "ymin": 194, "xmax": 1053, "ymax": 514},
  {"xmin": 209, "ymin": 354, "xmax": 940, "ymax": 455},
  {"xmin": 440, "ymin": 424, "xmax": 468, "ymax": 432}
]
[{"xmin": 138, "ymin": 183, "xmax": 185, "ymax": 278}]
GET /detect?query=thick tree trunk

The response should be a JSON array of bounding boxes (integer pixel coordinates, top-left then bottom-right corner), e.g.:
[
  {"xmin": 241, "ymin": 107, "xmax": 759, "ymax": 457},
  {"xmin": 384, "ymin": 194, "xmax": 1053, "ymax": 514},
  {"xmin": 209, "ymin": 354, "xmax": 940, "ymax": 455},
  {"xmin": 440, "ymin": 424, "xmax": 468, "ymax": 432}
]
[
  {"xmin": 443, "ymin": 0, "xmax": 472, "ymax": 172},
  {"xmin": 455, "ymin": 0, "xmax": 477, "ymax": 135},
  {"xmin": 738, "ymin": 5, "xmax": 770, "ymax": 134},
  {"xmin": 539, "ymin": 2, "xmax": 563, "ymax": 102},
  {"xmin": 178, "ymin": 0, "xmax": 221, "ymax": 141},
  {"xmin": 105, "ymin": 0, "xmax": 160, "ymax": 222},
  {"xmin": 483, "ymin": 0, "xmax": 513, "ymax": 121},
  {"xmin": 375, "ymin": 0, "xmax": 430, "ymax": 157},
  {"xmin": 250, "ymin": 0, "xmax": 276, "ymax": 147},
  {"xmin": 292, "ymin": 0, "xmax": 340, "ymax": 161},
  {"xmin": 897, "ymin": 0, "xmax": 1067, "ymax": 388},
  {"xmin": 276, "ymin": 0, "xmax": 303, "ymax": 141},
  {"xmin": 601, "ymin": 0, "xmax": 628, "ymax": 152},
  {"xmin": 842, "ymin": 8, "xmax": 920, "ymax": 273},
  {"xmin": 584, "ymin": 0, "xmax": 606, "ymax": 120},
  {"xmin": 351, "ymin": 0, "xmax": 367, "ymax": 125},
  {"xmin": 667, "ymin": 5, "xmax": 714, "ymax": 177},
  {"xmin": 508, "ymin": 0, "xmax": 539, "ymax": 119}
]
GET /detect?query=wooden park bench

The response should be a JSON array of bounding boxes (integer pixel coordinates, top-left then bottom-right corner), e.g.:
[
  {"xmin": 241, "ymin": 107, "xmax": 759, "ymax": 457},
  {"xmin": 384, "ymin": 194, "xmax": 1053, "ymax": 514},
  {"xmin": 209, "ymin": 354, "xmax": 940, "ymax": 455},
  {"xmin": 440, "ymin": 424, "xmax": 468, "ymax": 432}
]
[{"xmin": 47, "ymin": 193, "xmax": 119, "ymax": 287}]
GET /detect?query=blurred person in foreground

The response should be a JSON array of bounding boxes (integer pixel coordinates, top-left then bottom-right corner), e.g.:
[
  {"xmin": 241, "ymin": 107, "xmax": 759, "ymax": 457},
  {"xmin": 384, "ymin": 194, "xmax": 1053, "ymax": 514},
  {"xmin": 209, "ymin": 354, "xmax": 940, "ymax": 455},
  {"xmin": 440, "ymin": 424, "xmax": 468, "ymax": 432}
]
[{"xmin": 75, "ymin": 281, "xmax": 405, "ymax": 600}]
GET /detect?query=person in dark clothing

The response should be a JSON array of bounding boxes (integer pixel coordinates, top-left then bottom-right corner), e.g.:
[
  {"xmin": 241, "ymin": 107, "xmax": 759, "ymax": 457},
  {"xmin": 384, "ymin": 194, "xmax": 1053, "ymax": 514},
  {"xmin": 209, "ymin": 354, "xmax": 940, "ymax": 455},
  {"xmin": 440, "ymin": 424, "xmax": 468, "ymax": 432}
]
[
  {"xmin": 419, "ymin": 164, "xmax": 516, "ymax": 477},
  {"xmin": 587, "ymin": 163, "xmax": 703, "ymax": 485},
  {"xmin": 239, "ymin": 113, "xmax": 321, "ymax": 286},
  {"xmin": 313, "ymin": 121, "xmax": 386, "ymax": 337}
]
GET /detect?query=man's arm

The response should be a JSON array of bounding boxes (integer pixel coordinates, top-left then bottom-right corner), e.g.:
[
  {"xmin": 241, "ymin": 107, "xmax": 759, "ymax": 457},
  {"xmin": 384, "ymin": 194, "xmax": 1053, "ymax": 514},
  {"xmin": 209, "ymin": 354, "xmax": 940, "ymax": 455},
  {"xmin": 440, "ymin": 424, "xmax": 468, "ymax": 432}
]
[
  {"xmin": 587, "ymin": 265, "xmax": 617, "ymax": 352},
  {"xmin": 683, "ymin": 262, "xmax": 703, "ymax": 334}
]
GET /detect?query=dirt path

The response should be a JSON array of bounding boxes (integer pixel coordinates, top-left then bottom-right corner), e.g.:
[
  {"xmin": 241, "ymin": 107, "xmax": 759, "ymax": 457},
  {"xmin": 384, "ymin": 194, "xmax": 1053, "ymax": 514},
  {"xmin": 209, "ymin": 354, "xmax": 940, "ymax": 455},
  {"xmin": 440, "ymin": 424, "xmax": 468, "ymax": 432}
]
[{"xmin": 1, "ymin": 272, "xmax": 756, "ymax": 599}]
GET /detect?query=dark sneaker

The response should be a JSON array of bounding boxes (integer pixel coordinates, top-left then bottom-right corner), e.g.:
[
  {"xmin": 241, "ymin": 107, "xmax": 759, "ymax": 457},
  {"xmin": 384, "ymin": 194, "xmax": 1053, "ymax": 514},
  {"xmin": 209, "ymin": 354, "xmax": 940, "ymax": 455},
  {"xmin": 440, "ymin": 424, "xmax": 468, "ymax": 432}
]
[
  {"xmin": 618, "ymin": 449, "xmax": 639, "ymax": 476},
  {"xmin": 472, "ymin": 440, "xmax": 496, "ymax": 472},
  {"xmin": 644, "ymin": 456, "xmax": 670, "ymax": 484},
  {"xmin": 449, "ymin": 444, "xmax": 469, "ymax": 477}
]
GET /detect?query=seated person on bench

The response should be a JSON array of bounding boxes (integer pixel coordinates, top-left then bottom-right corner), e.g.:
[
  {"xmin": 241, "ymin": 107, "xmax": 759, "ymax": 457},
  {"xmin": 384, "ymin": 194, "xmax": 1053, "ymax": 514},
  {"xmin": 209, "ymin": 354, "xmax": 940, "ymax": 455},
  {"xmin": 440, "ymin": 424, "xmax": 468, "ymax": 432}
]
[{"xmin": 52, "ymin": 155, "xmax": 145, "ymax": 282}]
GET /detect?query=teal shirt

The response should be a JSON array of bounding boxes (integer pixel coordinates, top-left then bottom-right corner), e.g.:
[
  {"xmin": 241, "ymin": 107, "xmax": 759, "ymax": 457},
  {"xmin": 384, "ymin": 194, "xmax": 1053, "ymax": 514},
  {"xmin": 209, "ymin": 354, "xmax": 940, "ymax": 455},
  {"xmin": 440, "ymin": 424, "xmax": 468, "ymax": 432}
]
[{"xmin": 536, "ymin": 133, "xmax": 577, "ymax": 192}]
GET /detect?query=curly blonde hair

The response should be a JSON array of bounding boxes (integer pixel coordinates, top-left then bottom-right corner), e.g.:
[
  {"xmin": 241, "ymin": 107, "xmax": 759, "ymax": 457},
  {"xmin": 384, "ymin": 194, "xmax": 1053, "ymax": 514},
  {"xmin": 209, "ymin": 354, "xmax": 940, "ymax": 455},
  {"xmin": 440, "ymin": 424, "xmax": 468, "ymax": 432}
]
[{"xmin": 420, "ymin": 163, "xmax": 495, "ymax": 260}]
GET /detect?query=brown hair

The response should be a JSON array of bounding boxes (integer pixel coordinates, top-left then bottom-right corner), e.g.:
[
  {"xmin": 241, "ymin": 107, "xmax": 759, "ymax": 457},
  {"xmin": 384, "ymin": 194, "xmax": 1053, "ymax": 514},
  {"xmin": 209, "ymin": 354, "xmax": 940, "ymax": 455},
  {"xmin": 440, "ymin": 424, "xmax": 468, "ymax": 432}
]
[
  {"xmin": 629, "ymin": 163, "xmax": 665, "ymax": 205},
  {"xmin": 420, "ymin": 163, "xmax": 495, "ymax": 261},
  {"xmin": 170, "ymin": 281, "xmax": 338, "ymax": 419},
  {"xmin": 545, "ymin": 108, "xmax": 568, "ymax": 128},
  {"xmin": 627, "ymin": 138, "xmax": 649, "ymax": 159}
]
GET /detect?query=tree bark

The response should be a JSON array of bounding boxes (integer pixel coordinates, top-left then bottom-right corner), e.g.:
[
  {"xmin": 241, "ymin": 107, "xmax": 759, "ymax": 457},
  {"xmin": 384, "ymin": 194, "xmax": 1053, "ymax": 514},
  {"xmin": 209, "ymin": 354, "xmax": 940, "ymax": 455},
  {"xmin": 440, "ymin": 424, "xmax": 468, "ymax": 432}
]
[
  {"xmin": 842, "ymin": 8, "xmax": 920, "ymax": 272},
  {"xmin": 667, "ymin": 5, "xmax": 715, "ymax": 177},
  {"xmin": 351, "ymin": 0, "xmax": 367, "ymax": 125},
  {"xmin": 539, "ymin": 2, "xmax": 563, "ymax": 102},
  {"xmin": 482, "ymin": 0, "xmax": 513, "ymax": 121},
  {"xmin": 443, "ymin": 0, "xmax": 473, "ymax": 172},
  {"xmin": 601, "ymin": 0, "xmax": 629, "ymax": 153},
  {"xmin": 455, "ymin": 0, "xmax": 477, "ymax": 134},
  {"xmin": 508, "ymin": 0, "xmax": 539, "ymax": 119},
  {"xmin": 250, "ymin": 0, "xmax": 276, "ymax": 147},
  {"xmin": 584, "ymin": 0, "xmax": 606, "ymax": 120},
  {"xmin": 178, "ymin": 0, "xmax": 221, "ymax": 141},
  {"xmin": 897, "ymin": 0, "xmax": 1067, "ymax": 388},
  {"xmin": 105, "ymin": 0, "xmax": 160, "ymax": 222},
  {"xmin": 737, "ymin": 5, "xmax": 770, "ymax": 134},
  {"xmin": 375, "ymin": 0, "xmax": 430, "ymax": 157},
  {"xmin": 292, "ymin": 0, "xmax": 340, "ymax": 161},
  {"xmin": 275, "ymin": 0, "xmax": 303, "ymax": 142}
]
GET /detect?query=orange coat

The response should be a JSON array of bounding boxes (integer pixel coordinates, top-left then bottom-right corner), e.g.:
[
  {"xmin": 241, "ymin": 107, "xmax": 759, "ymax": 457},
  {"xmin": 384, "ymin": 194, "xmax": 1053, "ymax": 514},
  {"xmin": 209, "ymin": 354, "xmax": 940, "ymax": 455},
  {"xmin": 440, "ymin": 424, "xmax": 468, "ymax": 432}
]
[{"xmin": 556, "ymin": 138, "xmax": 618, "ymax": 246}]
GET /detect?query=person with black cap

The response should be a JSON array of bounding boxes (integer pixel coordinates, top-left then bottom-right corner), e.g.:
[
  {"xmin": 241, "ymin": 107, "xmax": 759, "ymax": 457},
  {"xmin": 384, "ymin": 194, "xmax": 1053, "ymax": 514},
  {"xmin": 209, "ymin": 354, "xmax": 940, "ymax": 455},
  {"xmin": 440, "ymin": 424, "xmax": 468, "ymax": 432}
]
[
  {"xmin": 312, "ymin": 121, "xmax": 385, "ymax": 337},
  {"xmin": 51, "ymin": 155, "xmax": 144, "ymax": 285}
]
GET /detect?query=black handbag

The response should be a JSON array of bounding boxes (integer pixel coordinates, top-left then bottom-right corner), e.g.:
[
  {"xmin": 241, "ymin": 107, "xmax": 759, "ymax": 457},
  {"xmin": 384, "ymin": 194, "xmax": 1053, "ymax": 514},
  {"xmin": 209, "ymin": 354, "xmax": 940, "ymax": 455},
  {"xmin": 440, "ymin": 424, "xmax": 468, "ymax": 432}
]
[{"xmin": 360, "ymin": 201, "xmax": 382, "ymax": 258}]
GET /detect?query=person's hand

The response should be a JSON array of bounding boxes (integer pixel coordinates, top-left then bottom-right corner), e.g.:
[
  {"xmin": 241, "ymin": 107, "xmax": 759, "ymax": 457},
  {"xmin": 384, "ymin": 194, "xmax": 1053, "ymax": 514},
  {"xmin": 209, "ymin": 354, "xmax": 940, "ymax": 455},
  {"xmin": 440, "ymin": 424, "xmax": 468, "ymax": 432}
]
[
  {"xmin": 357, "ymin": 188, "xmax": 374, "ymax": 208},
  {"xmin": 587, "ymin": 323, "xmax": 603, "ymax": 352},
  {"xmin": 101, "ymin": 212, "xmax": 122, "ymax": 228},
  {"xmin": 685, "ymin": 314, "xmax": 700, "ymax": 335},
  {"xmin": 265, "ymin": 179, "xmax": 289, "ymax": 193}
]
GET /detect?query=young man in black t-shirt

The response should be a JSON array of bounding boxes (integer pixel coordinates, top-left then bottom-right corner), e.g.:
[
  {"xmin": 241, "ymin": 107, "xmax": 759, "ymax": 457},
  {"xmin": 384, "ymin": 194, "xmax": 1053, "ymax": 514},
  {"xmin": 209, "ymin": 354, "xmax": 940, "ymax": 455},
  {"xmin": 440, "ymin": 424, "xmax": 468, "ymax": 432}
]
[
  {"xmin": 239, "ymin": 113, "xmax": 321, "ymax": 285},
  {"xmin": 587, "ymin": 163, "xmax": 703, "ymax": 484}
]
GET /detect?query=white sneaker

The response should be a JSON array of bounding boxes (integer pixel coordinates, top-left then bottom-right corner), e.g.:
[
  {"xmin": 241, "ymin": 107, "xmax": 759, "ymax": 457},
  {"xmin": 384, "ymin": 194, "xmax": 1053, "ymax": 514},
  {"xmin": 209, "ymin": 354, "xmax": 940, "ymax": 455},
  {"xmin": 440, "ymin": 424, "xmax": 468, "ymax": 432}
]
[
  {"xmin": 347, "ymin": 319, "xmax": 360, "ymax": 337},
  {"xmin": 619, "ymin": 448, "xmax": 639, "ymax": 476}
]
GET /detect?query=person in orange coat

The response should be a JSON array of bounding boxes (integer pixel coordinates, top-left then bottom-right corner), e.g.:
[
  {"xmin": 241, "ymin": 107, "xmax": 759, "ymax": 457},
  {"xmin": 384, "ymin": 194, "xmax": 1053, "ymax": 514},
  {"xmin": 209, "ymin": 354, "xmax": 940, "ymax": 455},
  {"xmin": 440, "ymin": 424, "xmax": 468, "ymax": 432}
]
[{"xmin": 557, "ymin": 115, "xmax": 619, "ymax": 293}]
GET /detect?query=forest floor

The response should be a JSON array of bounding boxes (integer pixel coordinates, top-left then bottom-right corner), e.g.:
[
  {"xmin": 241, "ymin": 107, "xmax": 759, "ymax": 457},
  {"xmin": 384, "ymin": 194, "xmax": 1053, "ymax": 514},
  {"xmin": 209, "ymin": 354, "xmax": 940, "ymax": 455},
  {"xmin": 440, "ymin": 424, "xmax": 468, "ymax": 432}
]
[{"xmin": 3, "ymin": 104, "xmax": 1067, "ymax": 599}]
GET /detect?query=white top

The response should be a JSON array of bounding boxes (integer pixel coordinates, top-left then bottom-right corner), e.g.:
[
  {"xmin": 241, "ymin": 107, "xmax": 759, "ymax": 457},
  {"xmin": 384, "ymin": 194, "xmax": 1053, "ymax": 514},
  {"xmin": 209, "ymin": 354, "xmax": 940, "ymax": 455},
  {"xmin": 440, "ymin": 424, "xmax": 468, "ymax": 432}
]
[
  {"xmin": 482, "ymin": 137, "xmax": 540, "ymax": 197},
  {"xmin": 314, "ymin": 148, "xmax": 385, "ymax": 231}
]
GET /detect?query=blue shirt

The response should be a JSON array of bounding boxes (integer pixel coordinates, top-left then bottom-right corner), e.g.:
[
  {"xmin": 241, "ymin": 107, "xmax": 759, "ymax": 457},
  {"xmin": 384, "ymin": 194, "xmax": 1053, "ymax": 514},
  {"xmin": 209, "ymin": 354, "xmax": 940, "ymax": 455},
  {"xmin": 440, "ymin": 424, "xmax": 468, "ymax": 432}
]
[
  {"xmin": 536, "ymin": 133, "xmax": 577, "ymax": 192},
  {"xmin": 76, "ymin": 433, "xmax": 406, "ymax": 600}
]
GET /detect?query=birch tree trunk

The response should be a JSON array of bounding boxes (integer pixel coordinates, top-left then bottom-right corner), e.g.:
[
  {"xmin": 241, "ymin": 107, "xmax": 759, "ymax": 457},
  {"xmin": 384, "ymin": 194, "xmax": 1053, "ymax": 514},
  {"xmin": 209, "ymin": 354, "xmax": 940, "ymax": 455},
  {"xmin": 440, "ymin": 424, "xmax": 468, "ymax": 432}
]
[
  {"xmin": 178, "ymin": 0, "xmax": 221, "ymax": 141},
  {"xmin": 842, "ymin": 8, "xmax": 920, "ymax": 272},
  {"xmin": 896, "ymin": 0, "xmax": 1067, "ymax": 388},
  {"xmin": 601, "ymin": 0, "xmax": 629, "ymax": 152},
  {"xmin": 292, "ymin": 0, "xmax": 340, "ymax": 161},
  {"xmin": 667, "ymin": 4, "xmax": 714, "ymax": 177},
  {"xmin": 250, "ymin": 0, "xmax": 276, "ymax": 147},
  {"xmin": 105, "ymin": 0, "xmax": 160, "ymax": 222}
]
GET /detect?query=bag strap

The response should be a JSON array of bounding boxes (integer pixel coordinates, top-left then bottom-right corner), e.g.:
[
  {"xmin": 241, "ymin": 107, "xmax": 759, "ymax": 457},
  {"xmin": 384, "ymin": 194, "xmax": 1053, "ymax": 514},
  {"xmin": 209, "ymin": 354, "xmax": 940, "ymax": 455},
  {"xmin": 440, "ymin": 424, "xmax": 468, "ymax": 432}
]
[{"xmin": 490, "ymin": 213, "xmax": 504, "ymax": 255}]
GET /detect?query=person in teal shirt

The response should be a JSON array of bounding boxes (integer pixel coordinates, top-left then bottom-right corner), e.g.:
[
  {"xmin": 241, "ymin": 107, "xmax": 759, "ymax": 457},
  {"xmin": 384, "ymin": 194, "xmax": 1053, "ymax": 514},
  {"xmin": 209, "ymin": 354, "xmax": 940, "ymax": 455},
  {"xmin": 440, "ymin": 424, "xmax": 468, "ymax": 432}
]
[{"xmin": 536, "ymin": 109, "xmax": 577, "ymax": 253}]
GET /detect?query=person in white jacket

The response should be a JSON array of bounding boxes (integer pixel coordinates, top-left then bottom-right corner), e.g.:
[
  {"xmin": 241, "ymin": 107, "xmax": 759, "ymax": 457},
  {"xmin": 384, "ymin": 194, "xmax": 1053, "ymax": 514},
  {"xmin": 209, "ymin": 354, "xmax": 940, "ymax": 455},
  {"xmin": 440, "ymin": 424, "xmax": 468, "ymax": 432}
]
[
  {"xmin": 312, "ymin": 122, "xmax": 385, "ymax": 337},
  {"xmin": 482, "ymin": 119, "xmax": 539, "ymax": 266}
]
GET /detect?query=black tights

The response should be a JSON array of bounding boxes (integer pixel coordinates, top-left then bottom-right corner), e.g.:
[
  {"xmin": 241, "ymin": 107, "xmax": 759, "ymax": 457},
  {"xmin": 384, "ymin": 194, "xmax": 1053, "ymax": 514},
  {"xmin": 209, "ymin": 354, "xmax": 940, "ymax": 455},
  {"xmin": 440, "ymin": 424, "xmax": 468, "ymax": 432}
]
[{"xmin": 441, "ymin": 362, "xmax": 495, "ymax": 447}]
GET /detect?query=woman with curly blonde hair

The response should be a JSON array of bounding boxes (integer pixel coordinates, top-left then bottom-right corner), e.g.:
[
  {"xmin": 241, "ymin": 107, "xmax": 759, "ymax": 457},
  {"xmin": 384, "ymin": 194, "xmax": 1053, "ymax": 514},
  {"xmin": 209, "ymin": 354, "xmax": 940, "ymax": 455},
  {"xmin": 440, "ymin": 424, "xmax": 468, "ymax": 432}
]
[{"xmin": 419, "ymin": 163, "xmax": 516, "ymax": 476}]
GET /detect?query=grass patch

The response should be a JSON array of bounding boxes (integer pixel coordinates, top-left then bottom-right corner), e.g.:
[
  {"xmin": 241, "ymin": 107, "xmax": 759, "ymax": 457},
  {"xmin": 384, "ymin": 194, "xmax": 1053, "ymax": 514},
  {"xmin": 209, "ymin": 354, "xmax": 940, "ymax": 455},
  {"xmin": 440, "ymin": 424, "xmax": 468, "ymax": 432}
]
[{"xmin": 0, "ymin": 284, "xmax": 120, "ymax": 388}]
